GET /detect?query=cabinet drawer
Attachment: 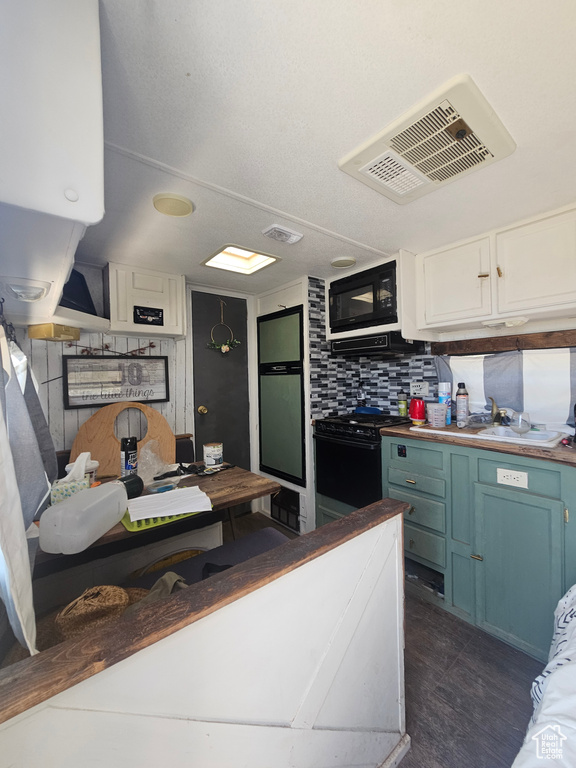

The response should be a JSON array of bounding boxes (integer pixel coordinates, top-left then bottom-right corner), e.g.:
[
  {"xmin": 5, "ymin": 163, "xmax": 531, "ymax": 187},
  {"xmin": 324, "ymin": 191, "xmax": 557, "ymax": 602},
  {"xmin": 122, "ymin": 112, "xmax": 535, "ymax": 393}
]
[
  {"xmin": 387, "ymin": 441, "xmax": 446, "ymax": 474},
  {"xmin": 389, "ymin": 488, "xmax": 446, "ymax": 533},
  {"xmin": 388, "ymin": 467, "xmax": 446, "ymax": 498},
  {"xmin": 405, "ymin": 524, "xmax": 446, "ymax": 568}
]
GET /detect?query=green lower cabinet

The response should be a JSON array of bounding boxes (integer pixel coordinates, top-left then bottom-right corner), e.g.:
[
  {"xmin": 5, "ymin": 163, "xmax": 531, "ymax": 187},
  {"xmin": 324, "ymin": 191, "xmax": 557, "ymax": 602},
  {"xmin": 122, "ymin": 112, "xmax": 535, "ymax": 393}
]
[
  {"xmin": 405, "ymin": 523, "xmax": 446, "ymax": 568},
  {"xmin": 382, "ymin": 436, "xmax": 575, "ymax": 661},
  {"xmin": 474, "ymin": 482, "xmax": 564, "ymax": 660}
]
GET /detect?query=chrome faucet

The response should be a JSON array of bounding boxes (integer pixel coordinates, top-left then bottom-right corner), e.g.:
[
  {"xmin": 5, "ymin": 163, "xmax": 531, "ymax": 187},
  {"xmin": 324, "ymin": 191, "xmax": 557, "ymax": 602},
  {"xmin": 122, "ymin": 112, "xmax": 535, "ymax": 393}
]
[{"xmin": 488, "ymin": 397, "xmax": 508, "ymax": 426}]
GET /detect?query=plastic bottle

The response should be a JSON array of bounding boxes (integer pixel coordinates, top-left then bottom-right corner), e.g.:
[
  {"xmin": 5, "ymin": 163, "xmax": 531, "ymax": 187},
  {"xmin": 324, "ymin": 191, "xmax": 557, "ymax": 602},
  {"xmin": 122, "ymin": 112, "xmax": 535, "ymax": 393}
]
[
  {"xmin": 39, "ymin": 482, "xmax": 129, "ymax": 554},
  {"xmin": 438, "ymin": 382, "xmax": 452, "ymax": 426},
  {"xmin": 398, "ymin": 390, "xmax": 408, "ymax": 417},
  {"xmin": 357, "ymin": 388, "xmax": 366, "ymax": 408},
  {"xmin": 456, "ymin": 382, "xmax": 469, "ymax": 428}
]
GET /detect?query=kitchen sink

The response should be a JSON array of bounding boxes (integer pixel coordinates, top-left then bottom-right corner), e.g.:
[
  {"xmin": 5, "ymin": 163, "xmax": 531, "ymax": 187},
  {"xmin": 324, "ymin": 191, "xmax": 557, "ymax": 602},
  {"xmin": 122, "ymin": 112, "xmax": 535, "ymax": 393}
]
[{"xmin": 410, "ymin": 425, "xmax": 565, "ymax": 448}]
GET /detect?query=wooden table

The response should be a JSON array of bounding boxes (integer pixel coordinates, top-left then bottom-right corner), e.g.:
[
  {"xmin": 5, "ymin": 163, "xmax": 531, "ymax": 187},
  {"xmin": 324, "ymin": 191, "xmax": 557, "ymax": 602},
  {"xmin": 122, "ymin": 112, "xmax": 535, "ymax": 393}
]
[{"xmin": 35, "ymin": 466, "xmax": 281, "ymax": 578}]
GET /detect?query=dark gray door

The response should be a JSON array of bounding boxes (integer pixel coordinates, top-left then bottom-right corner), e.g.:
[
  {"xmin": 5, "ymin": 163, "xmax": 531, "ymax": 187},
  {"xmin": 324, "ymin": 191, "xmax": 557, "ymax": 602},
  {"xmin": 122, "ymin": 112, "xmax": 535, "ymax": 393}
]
[{"xmin": 192, "ymin": 291, "xmax": 250, "ymax": 469}]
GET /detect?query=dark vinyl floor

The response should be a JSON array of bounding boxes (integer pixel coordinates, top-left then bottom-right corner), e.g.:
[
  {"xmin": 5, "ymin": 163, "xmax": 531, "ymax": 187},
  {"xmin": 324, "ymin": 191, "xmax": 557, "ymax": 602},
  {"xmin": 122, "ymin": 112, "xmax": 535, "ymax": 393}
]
[{"xmin": 402, "ymin": 589, "xmax": 543, "ymax": 768}]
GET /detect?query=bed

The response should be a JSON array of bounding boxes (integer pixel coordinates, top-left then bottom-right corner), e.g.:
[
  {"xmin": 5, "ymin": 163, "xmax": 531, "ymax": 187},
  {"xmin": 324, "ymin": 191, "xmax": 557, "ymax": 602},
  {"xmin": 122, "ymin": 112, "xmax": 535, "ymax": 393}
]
[{"xmin": 513, "ymin": 584, "xmax": 576, "ymax": 766}]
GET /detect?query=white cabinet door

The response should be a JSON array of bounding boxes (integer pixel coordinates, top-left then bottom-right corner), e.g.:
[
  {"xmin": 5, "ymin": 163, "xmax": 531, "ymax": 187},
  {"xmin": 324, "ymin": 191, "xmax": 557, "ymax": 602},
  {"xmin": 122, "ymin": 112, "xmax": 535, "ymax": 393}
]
[
  {"xmin": 496, "ymin": 209, "xmax": 576, "ymax": 315},
  {"xmin": 257, "ymin": 282, "xmax": 305, "ymax": 316},
  {"xmin": 420, "ymin": 238, "xmax": 491, "ymax": 326},
  {"xmin": 106, "ymin": 263, "xmax": 186, "ymax": 337}
]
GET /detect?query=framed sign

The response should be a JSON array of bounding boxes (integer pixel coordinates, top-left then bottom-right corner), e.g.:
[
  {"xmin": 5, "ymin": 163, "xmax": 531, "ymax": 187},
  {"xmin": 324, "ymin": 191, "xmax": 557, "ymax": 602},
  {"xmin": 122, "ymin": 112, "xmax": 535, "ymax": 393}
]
[{"xmin": 63, "ymin": 355, "xmax": 169, "ymax": 409}]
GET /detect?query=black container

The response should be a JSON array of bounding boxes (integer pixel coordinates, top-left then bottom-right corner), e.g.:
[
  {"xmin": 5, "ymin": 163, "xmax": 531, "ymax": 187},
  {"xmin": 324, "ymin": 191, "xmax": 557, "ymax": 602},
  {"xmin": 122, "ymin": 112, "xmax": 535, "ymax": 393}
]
[
  {"xmin": 120, "ymin": 436, "xmax": 138, "ymax": 476},
  {"xmin": 115, "ymin": 473, "xmax": 144, "ymax": 499}
]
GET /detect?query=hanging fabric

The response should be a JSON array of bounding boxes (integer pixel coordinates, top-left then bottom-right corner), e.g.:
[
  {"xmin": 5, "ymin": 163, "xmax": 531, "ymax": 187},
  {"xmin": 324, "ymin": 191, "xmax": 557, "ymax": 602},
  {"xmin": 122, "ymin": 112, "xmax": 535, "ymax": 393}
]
[{"xmin": 0, "ymin": 327, "xmax": 38, "ymax": 652}]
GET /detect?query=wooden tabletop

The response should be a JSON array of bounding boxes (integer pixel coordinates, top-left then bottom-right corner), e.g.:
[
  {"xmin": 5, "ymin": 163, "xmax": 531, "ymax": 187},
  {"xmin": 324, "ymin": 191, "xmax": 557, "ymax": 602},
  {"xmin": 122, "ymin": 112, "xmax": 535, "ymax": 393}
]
[
  {"xmin": 100, "ymin": 465, "xmax": 281, "ymax": 543},
  {"xmin": 34, "ymin": 466, "xmax": 281, "ymax": 576}
]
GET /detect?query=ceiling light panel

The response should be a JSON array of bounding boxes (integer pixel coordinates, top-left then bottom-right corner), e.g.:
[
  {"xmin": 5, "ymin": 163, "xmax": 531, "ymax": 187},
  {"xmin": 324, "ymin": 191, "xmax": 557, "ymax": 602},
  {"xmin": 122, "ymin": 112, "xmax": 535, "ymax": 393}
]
[{"xmin": 203, "ymin": 245, "xmax": 279, "ymax": 275}]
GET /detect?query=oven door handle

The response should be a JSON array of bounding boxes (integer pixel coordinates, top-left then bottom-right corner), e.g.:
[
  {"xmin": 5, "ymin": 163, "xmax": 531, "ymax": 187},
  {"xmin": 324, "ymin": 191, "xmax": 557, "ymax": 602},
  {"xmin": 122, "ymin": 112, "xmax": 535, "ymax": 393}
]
[{"xmin": 313, "ymin": 434, "xmax": 380, "ymax": 450}]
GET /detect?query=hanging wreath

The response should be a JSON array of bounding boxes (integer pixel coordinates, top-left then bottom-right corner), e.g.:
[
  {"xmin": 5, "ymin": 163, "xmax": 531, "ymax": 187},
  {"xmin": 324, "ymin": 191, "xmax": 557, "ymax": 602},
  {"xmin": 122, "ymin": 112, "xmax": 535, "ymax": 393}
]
[{"xmin": 207, "ymin": 298, "xmax": 242, "ymax": 353}]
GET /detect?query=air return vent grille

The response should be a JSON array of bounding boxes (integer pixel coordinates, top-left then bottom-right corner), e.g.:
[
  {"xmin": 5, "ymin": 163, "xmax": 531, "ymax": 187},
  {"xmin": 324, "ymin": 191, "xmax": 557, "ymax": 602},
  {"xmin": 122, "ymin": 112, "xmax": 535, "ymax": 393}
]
[{"xmin": 339, "ymin": 74, "xmax": 516, "ymax": 204}]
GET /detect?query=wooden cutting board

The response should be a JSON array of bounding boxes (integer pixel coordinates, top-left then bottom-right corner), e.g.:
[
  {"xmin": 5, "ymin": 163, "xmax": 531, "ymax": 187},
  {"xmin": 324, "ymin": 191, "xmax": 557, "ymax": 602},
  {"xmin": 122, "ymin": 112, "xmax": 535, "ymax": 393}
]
[{"xmin": 69, "ymin": 402, "xmax": 176, "ymax": 477}]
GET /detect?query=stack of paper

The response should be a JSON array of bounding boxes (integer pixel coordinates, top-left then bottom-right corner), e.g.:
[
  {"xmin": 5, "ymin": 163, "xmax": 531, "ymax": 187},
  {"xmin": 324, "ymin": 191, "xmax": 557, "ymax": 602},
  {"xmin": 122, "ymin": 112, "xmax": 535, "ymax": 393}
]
[{"xmin": 128, "ymin": 486, "xmax": 212, "ymax": 523}]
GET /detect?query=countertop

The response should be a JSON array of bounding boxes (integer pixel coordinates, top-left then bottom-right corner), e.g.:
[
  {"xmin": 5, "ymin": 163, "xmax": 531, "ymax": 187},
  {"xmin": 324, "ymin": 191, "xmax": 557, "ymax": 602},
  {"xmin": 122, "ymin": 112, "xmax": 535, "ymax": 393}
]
[{"xmin": 379, "ymin": 423, "xmax": 576, "ymax": 467}]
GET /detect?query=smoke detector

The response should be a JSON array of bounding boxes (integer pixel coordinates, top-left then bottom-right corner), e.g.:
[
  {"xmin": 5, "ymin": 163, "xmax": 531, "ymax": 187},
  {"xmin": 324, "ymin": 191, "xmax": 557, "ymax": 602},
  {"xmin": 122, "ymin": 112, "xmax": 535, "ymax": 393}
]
[
  {"xmin": 331, "ymin": 257, "xmax": 357, "ymax": 269},
  {"xmin": 339, "ymin": 74, "xmax": 516, "ymax": 205},
  {"xmin": 262, "ymin": 224, "xmax": 303, "ymax": 244}
]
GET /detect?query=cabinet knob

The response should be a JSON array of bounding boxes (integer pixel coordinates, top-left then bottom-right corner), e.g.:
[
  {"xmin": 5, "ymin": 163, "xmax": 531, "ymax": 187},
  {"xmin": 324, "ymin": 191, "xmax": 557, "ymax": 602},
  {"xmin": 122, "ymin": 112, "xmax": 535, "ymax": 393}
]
[
  {"xmin": 405, "ymin": 479, "xmax": 416, "ymax": 485},
  {"xmin": 470, "ymin": 553, "xmax": 484, "ymax": 561},
  {"xmin": 408, "ymin": 505, "xmax": 416, "ymax": 515},
  {"xmin": 409, "ymin": 539, "xmax": 415, "ymax": 548},
  {"xmin": 197, "ymin": 405, "xmax": 208, "ymax": 414},
  {"xmin": 477, "ymin": 273, "xmax": 490, "ymax": 279}
]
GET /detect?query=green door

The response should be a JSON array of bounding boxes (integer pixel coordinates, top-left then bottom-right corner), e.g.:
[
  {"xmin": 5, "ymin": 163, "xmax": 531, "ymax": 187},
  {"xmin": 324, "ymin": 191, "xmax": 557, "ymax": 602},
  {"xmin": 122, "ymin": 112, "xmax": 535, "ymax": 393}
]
[
  {"xmin": 474, "ymin": 482, "xmax": 564, "ymax": 660},
  {"xmin": 257, "ymin": 306, "xmax": 305, "ymax": 486}
]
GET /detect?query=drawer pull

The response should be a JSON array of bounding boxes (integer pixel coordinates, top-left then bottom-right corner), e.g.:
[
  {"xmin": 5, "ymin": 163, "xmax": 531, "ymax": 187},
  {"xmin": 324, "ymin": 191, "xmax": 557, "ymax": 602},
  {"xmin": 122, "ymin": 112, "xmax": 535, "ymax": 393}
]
[
  {"xmin": 477, "ymin": 273, "xmax": 490, "ymax": 279},
  {"xmin": 409, "ymin": 539, "xmax": 415, "ymax": 548},
  {"xmin": 470, "ymin": 554, "xmax": 484, "ymax": 561},
  {"xmin": 405, "ymin": 479, "xmax": 416, "ymax": 485},
  {"xmin": 408, "ymin": 505, "xmax": 416, "ymax": 515}
]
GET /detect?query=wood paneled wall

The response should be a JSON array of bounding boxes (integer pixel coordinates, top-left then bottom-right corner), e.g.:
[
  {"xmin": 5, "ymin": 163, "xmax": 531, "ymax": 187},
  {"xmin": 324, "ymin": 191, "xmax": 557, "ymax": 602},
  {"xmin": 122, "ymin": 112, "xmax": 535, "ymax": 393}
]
[{"xmin": 18, "ymin": 330, "xmax": 192, "ymax": 452}]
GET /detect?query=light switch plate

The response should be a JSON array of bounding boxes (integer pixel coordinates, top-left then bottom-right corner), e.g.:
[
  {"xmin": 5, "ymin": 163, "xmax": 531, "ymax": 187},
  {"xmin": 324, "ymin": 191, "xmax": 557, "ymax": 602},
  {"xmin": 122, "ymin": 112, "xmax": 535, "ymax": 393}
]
[
  {"xmin": 497, "ymin": 468, "xmax": 528, "ymax": 489},
  {"xmin": 410, "ymin": 381, "xmax": 429, "ymax": 396}
]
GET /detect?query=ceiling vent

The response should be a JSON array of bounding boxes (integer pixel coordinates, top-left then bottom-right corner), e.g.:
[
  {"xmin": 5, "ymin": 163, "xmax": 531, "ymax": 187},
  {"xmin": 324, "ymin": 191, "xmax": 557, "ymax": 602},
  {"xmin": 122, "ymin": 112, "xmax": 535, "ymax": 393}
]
[
  {"xmin": 262, "ymin": 224, "xmax": 303, "ymax": 244},
  {"xmin": 338, "ymin": 74, "xmax": 516, "ymax": 205}
]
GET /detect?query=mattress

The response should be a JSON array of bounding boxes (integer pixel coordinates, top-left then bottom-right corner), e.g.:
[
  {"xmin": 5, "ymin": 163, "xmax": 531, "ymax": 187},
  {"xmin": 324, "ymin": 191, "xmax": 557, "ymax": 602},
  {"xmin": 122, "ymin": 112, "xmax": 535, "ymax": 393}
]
[{"xmin": 512, "ymin": 584, "xmax": 576, "ymax": 766}]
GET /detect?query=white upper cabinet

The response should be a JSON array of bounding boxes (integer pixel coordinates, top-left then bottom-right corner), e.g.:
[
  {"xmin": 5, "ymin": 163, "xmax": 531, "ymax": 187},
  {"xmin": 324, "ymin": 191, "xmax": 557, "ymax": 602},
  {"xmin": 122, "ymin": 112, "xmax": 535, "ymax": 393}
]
[
  {"xmin": 105, "ymin": 263, "xmax": 186, "ymax": 337},
  {"xmin": 0, "ymin": 0, "xmax": 104, "ymax": 325},
  {"xmin": 416, "ymin": 204, "xmax": 576, "ymax": 336},
  {"xmin": 495, "ymin": 209, "xmax": 576, "ymax": 315},
  {"xmin": 257, "ymin": 280, "xmax": 306, "ymax": 316},
  {"xmin": 420, "ymin": 238, "xmax": 491, "ymax": 326}
]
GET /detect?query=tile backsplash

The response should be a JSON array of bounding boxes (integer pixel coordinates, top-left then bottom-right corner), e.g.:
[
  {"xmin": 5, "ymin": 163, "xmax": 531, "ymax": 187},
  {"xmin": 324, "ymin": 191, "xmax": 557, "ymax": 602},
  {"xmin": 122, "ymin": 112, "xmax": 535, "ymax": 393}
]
[{"xmin": 308, "ymin": 277, "xmax": 438, "ymax": 418}]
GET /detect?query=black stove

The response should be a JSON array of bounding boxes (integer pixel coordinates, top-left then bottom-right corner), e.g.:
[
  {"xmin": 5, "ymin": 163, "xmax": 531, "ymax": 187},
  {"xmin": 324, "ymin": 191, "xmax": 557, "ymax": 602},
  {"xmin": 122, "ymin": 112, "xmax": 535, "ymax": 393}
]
[{"xmin": 314, "ymin": 413, "xmax": 411, "ymax": 442}]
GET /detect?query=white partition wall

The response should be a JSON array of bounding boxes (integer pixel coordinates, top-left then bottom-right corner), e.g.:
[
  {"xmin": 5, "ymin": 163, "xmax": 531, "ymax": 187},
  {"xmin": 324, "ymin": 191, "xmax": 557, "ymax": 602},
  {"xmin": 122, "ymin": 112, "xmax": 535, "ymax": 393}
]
[{"xmin": 0, "ymin": 513, "xmax": 408, "ymax": 768}]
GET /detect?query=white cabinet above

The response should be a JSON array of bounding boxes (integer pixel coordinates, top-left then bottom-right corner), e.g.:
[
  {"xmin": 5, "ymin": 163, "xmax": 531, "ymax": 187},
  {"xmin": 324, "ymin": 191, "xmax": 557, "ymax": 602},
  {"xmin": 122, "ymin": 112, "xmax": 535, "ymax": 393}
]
[
  {"xmin": 257, "ymin": 280, "xmax": 306, "ymax": 316},
  {"xmin": 495, "ymin": 209, "xmax": 576, "ymax": 315},
  {"xmin": 420, "ymin": 238, "xmax": 491, "ymax": 326},
  {"xmin": 0, "ymin": 0, "xmax": 103, "ymax": 325},
  {"xmin": 416, "ymin": 203, "xmax": 576, "ymax": 340},
  {"xmin": 104, "ymin": 263, "xmax": 186, "ymax": 337}
]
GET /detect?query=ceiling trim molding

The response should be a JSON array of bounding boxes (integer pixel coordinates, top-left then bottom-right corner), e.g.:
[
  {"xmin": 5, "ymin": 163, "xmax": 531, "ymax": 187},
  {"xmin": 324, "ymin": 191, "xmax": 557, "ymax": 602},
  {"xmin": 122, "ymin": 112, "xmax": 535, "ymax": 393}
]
[{"xmin": 104, "ymin": 141, "xmax": 391, "ymax": 259}]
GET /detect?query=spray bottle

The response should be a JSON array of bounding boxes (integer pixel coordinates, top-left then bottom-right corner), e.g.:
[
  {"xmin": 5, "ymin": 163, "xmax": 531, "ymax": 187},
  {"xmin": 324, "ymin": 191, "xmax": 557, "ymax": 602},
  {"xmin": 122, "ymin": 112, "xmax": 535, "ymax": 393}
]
[{"xmin": 456, "ymin": 382, "xmax": 469, "ymax": 428}]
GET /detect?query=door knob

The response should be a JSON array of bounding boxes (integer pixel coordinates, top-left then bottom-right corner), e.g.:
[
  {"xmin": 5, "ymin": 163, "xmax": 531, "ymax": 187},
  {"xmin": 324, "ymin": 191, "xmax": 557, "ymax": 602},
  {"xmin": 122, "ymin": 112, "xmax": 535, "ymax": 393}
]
[{"xmin": 197, "ymin": 405, "xmax": 208, "ymax": 414}]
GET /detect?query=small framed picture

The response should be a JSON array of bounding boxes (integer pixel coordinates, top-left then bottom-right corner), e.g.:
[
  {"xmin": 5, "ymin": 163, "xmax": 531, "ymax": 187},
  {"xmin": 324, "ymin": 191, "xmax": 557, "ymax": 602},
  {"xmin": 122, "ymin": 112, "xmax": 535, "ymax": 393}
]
[{"xmin": 62, "ymin": 355, "xmax": 169, "ymax": 409}]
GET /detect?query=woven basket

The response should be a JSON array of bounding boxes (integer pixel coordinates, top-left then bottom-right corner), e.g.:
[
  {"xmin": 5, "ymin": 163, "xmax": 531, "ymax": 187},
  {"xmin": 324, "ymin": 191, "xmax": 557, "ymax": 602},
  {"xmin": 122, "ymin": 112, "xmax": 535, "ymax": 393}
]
[{"xmin": 55, "ymin": 586, "xmax": 130, "ymax": 639}]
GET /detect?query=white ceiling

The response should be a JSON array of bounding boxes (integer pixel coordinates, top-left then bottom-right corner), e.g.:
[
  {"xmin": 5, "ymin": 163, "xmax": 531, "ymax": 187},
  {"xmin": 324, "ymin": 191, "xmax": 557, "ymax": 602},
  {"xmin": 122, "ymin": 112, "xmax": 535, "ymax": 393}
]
[{"xmin": 76, "ymin": 0, "xmax": 576, "ymax": 295}]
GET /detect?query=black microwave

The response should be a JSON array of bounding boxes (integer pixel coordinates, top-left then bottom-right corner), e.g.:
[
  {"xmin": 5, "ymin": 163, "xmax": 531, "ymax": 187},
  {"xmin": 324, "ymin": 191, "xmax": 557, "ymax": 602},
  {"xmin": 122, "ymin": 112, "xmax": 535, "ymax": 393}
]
[{"xmin": 328, "ymin": 261, "xmax": 397, "ymax": 333}]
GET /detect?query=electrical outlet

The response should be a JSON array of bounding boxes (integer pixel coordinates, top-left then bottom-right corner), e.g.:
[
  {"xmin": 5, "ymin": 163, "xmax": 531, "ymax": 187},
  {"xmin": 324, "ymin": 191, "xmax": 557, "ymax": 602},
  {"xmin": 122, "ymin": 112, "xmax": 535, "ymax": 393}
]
[
  {"xmin": 497, "ymin": 468, "xmax": 528, "ymax": 489},
  {"xmin": 410, "ymin": 381, "xmax": 429, "ymax": 396}
]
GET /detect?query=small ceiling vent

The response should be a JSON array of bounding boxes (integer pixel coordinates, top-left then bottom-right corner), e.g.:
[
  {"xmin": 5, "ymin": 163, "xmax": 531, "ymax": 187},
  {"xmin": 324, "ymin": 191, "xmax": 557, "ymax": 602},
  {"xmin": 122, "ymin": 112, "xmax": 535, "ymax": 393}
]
[
  {"xmin": 262, "ymin": 224, "xmax": 303, "ymax": 244},
  {"xmin": 339, "ymin": 74, "xmax": 516, "ymax": 205}
]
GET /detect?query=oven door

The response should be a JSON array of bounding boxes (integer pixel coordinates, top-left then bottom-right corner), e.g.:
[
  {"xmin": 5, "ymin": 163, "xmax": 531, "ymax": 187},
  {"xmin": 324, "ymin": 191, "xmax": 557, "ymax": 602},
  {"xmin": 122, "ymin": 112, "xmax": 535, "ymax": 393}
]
[{"xmin": 314, "ymin": 433, "xmax": 382, "ymax": 509}]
